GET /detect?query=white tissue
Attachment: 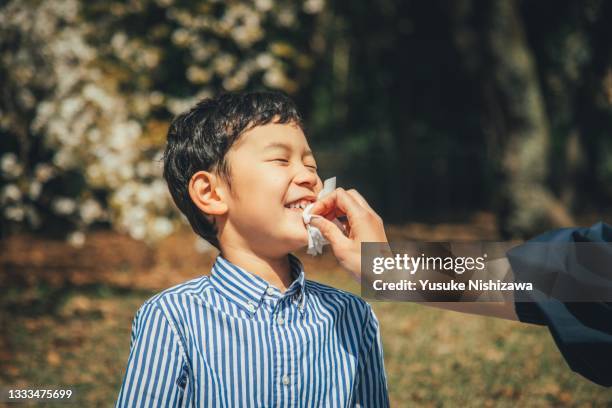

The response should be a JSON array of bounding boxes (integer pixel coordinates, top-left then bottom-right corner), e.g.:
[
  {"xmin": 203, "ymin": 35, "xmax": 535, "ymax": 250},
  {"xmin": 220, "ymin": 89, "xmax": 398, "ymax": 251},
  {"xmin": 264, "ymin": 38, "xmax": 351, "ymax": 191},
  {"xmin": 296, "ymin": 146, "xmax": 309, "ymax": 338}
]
[{"xmin": 303, "ymin": 177, "xmax": 337, "ymax": 256}]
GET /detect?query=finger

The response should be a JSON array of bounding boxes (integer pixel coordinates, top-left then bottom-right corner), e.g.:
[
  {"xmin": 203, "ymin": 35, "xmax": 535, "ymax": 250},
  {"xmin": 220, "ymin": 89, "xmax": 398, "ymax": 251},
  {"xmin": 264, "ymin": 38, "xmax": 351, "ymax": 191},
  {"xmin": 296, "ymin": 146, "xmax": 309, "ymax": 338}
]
[
  {"xmin": 324, "ymin": 211, "xmax": 337, "ymax": 221},
  {"xmin": 308, "ymin": 191, "xmax": 338, "ymax": 216},
  {"xmin": 310, "ymin": 188, "xmax": 368, "ymax": 221},
  {"xmin": 309, "ymin": 216, "xmax": 350, "ymax": 247},
  {"xmin": 310, "ymin": 198, "xmax": 345, "ymax": 221}
]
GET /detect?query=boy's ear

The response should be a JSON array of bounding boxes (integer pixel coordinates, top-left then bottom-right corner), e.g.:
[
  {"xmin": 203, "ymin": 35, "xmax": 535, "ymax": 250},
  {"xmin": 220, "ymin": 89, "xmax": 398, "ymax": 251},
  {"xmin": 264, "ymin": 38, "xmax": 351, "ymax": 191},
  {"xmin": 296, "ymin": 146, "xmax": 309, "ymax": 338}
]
[{"xmin": 188, "ymin": 171, "xmax": 229, "ymax": 216}]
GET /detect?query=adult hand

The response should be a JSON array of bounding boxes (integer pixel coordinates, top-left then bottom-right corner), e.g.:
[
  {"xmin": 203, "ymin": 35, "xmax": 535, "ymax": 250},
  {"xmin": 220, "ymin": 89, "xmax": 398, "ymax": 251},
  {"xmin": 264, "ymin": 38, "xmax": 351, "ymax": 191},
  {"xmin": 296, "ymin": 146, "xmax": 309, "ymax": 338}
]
[
  {"xmin": 309, "ymin": 188, "xmax": 519, "ymax": 322},
  {"xmin": 308, "ymin": 188, "xmax": 389, "ymax": 280}
]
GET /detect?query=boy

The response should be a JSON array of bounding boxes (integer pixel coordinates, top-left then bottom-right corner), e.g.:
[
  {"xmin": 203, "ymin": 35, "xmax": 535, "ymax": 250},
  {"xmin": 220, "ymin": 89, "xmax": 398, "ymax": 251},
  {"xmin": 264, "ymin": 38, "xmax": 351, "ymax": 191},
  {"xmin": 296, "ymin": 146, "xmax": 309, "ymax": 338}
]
[{"xmin": 116, "ymin": 91, "xmax": 390, "ymax": 407}]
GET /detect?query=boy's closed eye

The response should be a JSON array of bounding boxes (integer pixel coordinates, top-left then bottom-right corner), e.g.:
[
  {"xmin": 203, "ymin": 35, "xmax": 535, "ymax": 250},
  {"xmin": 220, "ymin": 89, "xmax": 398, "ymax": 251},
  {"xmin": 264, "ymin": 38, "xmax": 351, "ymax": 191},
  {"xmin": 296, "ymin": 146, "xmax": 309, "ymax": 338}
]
[{"xmin": 269, "ymin": 158, "xmax": 318, "ymax": 171}]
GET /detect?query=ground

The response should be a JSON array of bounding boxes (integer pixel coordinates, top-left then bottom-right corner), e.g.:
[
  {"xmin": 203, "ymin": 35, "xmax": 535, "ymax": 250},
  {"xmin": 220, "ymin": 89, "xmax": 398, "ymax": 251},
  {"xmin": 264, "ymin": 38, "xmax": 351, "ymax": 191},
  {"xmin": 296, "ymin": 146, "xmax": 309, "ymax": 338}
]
[{"xmin": 1, "ymin": 213, "xmax": 610, "ymax": 407}]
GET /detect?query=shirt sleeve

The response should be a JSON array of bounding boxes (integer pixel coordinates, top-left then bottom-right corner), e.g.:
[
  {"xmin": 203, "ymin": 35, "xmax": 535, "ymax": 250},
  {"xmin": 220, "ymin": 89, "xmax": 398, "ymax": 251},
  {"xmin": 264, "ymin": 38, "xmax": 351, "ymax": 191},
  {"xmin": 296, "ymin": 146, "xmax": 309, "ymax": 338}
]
[
  {"xmin": 354, "ymin": 304, "xmax": 391, "ymax": 407},
  {"xmin": 507, "ymin": 222, "xmax": 612, "ymax": 387},
  {"xmin": 116, "ymin": 301, "xmax": 191, "ymax": 407}
]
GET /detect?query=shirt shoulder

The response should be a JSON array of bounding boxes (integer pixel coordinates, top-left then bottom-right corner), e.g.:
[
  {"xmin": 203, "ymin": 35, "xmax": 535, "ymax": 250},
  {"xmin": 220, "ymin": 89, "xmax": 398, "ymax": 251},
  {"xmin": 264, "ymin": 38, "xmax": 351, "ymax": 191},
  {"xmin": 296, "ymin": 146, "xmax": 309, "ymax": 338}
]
[
  {"xmin": 305, "ymin": 279, "xmax": 373, "ymax": 318},
  {"xmin": 132, "ymin": 275, "xmax": 215, "ymax": 348},
  {"xmin": 142, "ymin": 274, "xmax": 212, "ymax": 307}
]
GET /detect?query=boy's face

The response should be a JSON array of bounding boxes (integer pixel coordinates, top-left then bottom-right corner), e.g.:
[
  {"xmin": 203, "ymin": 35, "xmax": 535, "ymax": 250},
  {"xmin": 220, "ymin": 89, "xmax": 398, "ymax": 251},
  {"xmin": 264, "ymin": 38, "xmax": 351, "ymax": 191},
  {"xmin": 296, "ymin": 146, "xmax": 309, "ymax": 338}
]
[{"xmin": 219, "ymin": 122, "xmax": 323, "ymax": 256}]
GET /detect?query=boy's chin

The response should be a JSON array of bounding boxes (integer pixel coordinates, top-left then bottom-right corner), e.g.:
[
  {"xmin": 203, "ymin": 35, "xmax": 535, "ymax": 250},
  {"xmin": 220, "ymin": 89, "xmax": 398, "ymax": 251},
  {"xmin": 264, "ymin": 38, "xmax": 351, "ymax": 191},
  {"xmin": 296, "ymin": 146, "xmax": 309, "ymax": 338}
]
[{"xmin": 278, "ymin": 230, "xmax": 310, "ymax": 253}]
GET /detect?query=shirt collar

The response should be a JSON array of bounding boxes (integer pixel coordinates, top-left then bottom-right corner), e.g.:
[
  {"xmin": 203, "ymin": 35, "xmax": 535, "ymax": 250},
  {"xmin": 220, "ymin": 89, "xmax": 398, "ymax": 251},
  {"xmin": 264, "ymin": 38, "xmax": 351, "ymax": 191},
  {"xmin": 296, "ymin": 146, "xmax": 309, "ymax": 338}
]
[{"xmin": 210, "ymin": 253, "xmax": 307, "ymax": 316}]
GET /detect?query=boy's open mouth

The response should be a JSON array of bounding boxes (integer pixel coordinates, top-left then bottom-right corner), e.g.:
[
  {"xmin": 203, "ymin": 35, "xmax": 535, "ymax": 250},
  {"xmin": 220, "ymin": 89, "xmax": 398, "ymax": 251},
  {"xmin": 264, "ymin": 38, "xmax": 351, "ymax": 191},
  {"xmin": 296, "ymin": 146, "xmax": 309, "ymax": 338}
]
[{"xmin": 284, "ymin": 197, "xmax": 316, "ymax": 213}]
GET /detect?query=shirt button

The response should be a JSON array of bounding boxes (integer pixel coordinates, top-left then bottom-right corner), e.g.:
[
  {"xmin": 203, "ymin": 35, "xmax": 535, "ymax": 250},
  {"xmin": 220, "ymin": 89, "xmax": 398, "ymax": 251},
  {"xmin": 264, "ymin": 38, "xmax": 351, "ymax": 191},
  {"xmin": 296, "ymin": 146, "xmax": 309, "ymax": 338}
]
[
  {"xmin": 277, "ymin": 316, "xmax": 285, "ymax": 325},
  {"xmin": 247, "ymin": 302, "xmax": 256, "ymax": 313},
  {"xmin": 266, "ymin": 287, "xmax": 275, "ymax": 296},
  {"xmin": 281, "ymin": 375, "xmax": 290, "ymax": 385}
]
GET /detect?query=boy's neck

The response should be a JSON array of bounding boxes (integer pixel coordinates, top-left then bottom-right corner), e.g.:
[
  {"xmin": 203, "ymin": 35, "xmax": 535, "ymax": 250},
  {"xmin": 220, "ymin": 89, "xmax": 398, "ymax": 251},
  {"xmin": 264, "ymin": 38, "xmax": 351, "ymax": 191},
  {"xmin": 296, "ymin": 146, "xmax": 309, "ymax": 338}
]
[{"xmin": 219, "ymin": 244, "xmax": 294, "ymax": 293}]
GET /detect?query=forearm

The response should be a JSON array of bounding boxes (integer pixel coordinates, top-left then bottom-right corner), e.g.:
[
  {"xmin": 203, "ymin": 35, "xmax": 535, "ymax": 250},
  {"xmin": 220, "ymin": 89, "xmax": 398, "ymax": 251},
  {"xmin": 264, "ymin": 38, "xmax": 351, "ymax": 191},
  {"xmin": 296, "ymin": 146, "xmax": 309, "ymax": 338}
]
[{"xmin": 416, "ymin": 301, "xmax": 518, "ymax": 321}]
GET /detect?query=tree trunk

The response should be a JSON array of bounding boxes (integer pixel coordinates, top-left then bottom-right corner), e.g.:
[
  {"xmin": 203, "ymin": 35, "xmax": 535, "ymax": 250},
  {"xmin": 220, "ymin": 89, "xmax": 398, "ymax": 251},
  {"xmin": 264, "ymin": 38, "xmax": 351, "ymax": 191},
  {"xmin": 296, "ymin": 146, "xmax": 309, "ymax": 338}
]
[{"xmin": 484, "ymin": 0, "xmax": 574, "ymax": 237}]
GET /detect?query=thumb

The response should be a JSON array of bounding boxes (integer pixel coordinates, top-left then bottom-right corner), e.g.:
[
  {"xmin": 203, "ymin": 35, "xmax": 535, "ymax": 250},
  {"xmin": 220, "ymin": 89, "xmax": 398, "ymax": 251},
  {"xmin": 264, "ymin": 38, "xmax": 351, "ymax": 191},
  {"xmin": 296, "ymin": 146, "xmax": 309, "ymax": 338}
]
[{"xmin": 309, "ymin": 216, "xmax": 348, "ymax": 247}]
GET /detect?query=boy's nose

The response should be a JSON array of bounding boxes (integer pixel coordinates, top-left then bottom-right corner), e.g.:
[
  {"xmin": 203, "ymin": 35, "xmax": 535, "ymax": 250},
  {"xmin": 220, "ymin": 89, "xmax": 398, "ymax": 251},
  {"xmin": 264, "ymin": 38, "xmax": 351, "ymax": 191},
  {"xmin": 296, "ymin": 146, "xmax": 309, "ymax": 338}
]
[{"xmin": 294, "ymin": 166, "xmax": 318, "ymax": 188}]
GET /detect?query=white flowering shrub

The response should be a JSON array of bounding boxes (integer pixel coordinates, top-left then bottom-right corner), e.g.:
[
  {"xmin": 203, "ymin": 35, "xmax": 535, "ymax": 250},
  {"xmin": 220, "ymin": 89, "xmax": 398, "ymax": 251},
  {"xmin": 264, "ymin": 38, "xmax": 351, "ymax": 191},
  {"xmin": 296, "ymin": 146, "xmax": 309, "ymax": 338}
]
[{"xmin": 0, "ymin": 0, "xmax": 326, "ymax": 247}]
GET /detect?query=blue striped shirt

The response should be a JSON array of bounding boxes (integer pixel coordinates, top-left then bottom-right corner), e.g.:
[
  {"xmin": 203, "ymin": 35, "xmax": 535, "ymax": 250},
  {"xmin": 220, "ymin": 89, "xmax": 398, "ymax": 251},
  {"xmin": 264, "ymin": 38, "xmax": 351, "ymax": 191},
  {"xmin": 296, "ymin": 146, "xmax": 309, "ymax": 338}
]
[{"xmin": 116, "ymin": 253, "xmax": 389, "ymax": 407}]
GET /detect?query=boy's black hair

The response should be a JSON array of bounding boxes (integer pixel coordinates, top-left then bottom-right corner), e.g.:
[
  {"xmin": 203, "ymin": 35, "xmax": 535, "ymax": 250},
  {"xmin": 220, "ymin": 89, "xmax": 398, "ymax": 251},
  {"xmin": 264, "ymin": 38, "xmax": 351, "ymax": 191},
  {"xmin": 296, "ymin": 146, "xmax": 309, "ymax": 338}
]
[{"xmin": 162, "ymin": 91, "xmax": 304, "ymax": 250}]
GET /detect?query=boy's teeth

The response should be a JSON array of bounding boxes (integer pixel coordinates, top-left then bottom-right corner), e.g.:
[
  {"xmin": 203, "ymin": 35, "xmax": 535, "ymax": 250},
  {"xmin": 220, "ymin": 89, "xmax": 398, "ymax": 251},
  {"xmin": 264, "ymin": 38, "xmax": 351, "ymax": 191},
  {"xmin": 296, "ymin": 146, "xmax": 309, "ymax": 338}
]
[{"xmin": 287, "ymin": 200, "xmax": 310, "ymax": 209}]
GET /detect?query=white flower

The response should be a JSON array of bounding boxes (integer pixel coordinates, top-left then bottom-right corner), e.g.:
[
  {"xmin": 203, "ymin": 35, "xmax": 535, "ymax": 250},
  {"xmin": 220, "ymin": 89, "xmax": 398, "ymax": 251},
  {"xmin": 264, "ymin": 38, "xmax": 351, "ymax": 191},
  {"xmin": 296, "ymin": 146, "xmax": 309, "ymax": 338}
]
[
  {"xmin": 129, "ymin": 223, "xmax": 147, "ymax": 240},
  {"xmin": 230, "ymin": 19, "xmax": 264, "ymax": 48},
  {"xmin": 87, "ymin": 128, "xmax": 101, "ymax": 143},
  {"xmin": 151, "ymin": 179, "xmax": 171, "ymax": 210},
  {"xmin": 167, "ymin": 97, "xmax": 199, "ymax": 116},
  {"xmin": 67, "ymin": 231, "xmax": 85, "ymax": 247},
  {"xmin": 53, "ymin": 149, "xmax": 78, "ymax": 169},
  {"xmin": 1, "ymin": 184, "xmax": 22, "ymax": 203},
  {"xmin": 263, "ymin": 67, "xmax": 287, "ymax": 89},
  {"xmin": 141, "ymin": 48, "xmax": 160, "ymax": 69},
  {"xmin": 52, "ymin": 197, "xmax": 77, "ymax": 215},
  {"xmin": 83, "ymin": 84, "xmax": 114, "ymax": 111},
  {"xmin": 254, "ymin": 0, "xmax": 273, "ymax": 12},
  {"xmin": 28, "ymin": 181, "xmax": 42, "ymax": 200},
  {"xmin": 34, "ymin": 163, "xmax": 55, "ymax": 182},
  {"xmin": 213, "ymin": 54, "xmax": 236, "ymax": 76},
  {"xmin": 256, "ymin": 53, "xmax": 274, "ymax": 69},
  {"xmin": 109, "ymin": 120, "xmax": 142, "ymax": 149},
  {"xmin": 32, "ymin": 102, "xmax": 55, "ymax": 132},
  {"xmin": 132, "ymin": 94, "xmax": 151, "ymax": 116},
  {"xmin": 187, "ymin": 65, "xmax": 212, "ymax": 84},
  {"xmin": 79, "ymin": 198, "xmax": 103, "ymax": 224},
  {"xmin": 171, "ymin": 28, "xmax": 191, "ymax": 47},
  {"xmin": 136, "ymin": 162, "xmax": 152, "ymax": 178},
  {"xmin": 111, "ymin": 32, "xmax": 127, "ymax": 50},
  {"xmin": 149, "ymin": 91, "xmax": 164, "ymax": 106},
  {"xmin": 86, "ymin": 163, "xmax": 105, "ymax": 186},
  {"xmin": 125, "ymin": 206, "xmax": 147, "ymax": 222},
  {"xmin": 60, "ymin": 97, "xmax": 83, "ymax": 118},
  {"xmin": 152, "ymin": 217, "xmax": 173, "ymax": 238},
  {"xmin": 4, "ymin": 206, "xmax": 25, "ymax": 221},
  {"xmin": 191, "ymin": 42, "xmax": 217, "ymax": 62},
  {"xmin": 303, "ymin": 0, "xmax": 325, "ymax": 14},
  {"xmin": 276, "ymin": 7, "xmax": 296, "ymax": 27},
  {"xmin": 1, "ymin": 153, "xmax": 23, "ymax": 178},
  {"xmin": 136, "ymin": 186, "xmax": 154, "ymax": 205},
  {"xmin": 119, "ymin": 165, "xmax": 135, "ymax": 181},
  {"xmin": 223, "ymin": 73, "xmax": 248, "ymax": 91}
]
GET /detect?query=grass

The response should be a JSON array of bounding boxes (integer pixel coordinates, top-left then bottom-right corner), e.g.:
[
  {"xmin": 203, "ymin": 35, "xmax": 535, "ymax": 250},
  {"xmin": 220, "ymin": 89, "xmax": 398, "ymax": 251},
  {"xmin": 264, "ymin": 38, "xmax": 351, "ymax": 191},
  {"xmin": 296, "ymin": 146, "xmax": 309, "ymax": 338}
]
[
  {"xmin": 2, "ymin": 276, "xmax": 609, "ymax": 407},
  {"xmin": 2, "ymin": 225, "xmax": 610, "ymax": 407}
]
